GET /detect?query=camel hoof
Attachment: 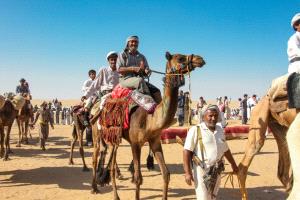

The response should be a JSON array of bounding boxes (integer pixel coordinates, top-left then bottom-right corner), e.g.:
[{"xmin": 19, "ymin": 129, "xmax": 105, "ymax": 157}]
[
  {"xmin": 114, "ymin": 196, "xmax": 120, "ymax": 200},
  {"xmin": 69, "ymin": 160, "xmax": 74, "ymax": 165},
  {"xmin": 91, "ymin": 188, "xmax": 100, "ymax": 194},
  {"xmin": 117, "ymin": 174, "xmax": 124, "ymax": 180},
  {"xmin": 16, "ymin": 144, "xmax": 21, "ymax": 147},
  {"xmin": 3, "ymin": 156, "xmax": 10, "ymax": 161},
  {"xmin": 82, "ymin": 167, "xmax": 90, "ymax": 172}
]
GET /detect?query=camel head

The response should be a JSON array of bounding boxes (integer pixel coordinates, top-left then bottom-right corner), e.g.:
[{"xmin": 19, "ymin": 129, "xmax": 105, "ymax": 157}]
[
  {"xmin": 165, "ymin": 52, "xmax": 205, "ymax": 74},
  {"xmin": 164, "ymin": 52, "xmax": 205, "ymax": 88}
]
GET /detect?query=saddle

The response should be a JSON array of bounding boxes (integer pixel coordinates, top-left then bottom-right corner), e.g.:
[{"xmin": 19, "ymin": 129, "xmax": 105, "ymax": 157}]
[
  {"xmin": 268, "ymin": 74, "xmax": 289, "ymax": 113},
  {"xmin": 71, "ymin": 104, "xmax": 85, "ymax": 115}
]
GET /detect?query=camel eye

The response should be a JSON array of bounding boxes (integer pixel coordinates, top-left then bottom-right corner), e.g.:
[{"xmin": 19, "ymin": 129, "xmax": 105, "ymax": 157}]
[{"xmin": 177, "ymin": 57, "xmax": 186, "ymax": 63}]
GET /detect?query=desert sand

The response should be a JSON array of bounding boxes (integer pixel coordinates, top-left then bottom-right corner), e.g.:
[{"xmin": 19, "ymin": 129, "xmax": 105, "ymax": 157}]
[{"xmin": 0, "ymin": 100, "xmax": 286, "ymax": 200}]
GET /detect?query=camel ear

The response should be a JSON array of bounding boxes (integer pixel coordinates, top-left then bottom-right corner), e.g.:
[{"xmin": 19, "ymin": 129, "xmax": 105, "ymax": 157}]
[{"xmin": 165, "ymin": 52, "xmax": 172, "ymax": 61}]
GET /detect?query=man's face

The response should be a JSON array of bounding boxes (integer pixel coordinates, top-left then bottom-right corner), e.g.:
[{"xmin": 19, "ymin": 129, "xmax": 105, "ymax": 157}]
[
  {"xmin": 20, "ymin": 81, "xmax": 25, "ymax": 86},
  {"xmin": 89, "ymin": 73, "xmax": 96, "ymax": 80},
  {"xmin": 295, "ymin": 24, "xmax": 300, "ymax": 32},
  {"xmin": 203, "ymin": 109, "xmax": 218, "ymax": 130},
  {"xmin": 128, "ymin": 40, "xmax": 139, "ymax": 52},
  {"xmin": 108, "ymin": 56, "xmax": 117, "ymax": 70}
]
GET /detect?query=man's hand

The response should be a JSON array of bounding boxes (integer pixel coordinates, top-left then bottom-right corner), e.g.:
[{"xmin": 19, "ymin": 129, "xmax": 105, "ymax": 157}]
[
  {"xmin": 135, "ymin": 67, "xmax": 143, "ymax": 74},
  {"xmin": 144, "ymin": 68, "xmax": 151, "ymax": 75},
  {"xmin": 81, "ymin": 96, "xmax": 87, "ymax": 102},
  {"xmin": 184, "ymin": 173, "xmax": 194, "ymax": 185}
]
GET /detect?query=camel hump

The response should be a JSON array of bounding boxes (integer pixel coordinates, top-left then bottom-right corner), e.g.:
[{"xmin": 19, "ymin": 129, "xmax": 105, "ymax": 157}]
[
  {"xmin": 10, "ymin": 95, "xmax": 25, "ymax": 110},
  {"xmin": 287, "ymin": 72, "xmax": 300, "ymax": 108}
]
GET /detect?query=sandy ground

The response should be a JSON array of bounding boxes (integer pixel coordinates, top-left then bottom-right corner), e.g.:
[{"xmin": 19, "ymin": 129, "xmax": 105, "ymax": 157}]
[{"xmin": 0, "ymin": 120, "xmax": 287, "ymax": 200}]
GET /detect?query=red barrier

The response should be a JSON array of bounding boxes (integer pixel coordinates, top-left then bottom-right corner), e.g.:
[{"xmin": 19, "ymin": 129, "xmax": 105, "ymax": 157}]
[{"xmin": 161, "ymin": 125, "xmax": 250, "ymax": 144}]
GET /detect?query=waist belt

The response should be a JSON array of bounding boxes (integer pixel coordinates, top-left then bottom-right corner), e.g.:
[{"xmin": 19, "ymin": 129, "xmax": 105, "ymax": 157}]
[{"xmin": 290, "ymin": 57, "xmax": 300, "ymax": 63}]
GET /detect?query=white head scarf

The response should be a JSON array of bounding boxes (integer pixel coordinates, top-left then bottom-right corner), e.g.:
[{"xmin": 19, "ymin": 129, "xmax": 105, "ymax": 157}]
[
  {"xmin": 201, "ymin": 104, "xmax": 222, "ymax": 122},
  {"xmin": 291, "ymin": 13, "xmax": 300, "ymax": 28}
]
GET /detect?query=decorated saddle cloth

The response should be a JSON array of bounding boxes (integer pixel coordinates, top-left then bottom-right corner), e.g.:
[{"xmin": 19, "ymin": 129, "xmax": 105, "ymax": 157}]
[{"xmin": 98, "ymin": 84, "xmax": 157, "ymax": 145}]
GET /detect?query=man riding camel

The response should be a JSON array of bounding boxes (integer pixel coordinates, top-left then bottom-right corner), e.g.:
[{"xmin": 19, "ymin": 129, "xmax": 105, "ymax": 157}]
[
  {"xmin": 81, "ymin": 51, "xmax": 120, "ymax": 126},
  {"xmin": 16, "ymin": 78, "xmax": 30, "ymax": 95},
  {"xmin": 16, "ymin": 78, "xmax": 34, "ymax": 122},
  {"xmin": 116, "ymin": 35, "xmax": 162, "ymax": 103},
  {"xmin": 288, "ymin": 13, "xmax": 300, "ymax": 74},
  {"xmin": 81, "ymin": 69, "xmax": 97, "ymax": 126}
]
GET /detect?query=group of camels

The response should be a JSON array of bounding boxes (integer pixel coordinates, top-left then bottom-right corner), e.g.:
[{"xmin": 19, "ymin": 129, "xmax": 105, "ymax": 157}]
[
  {"xmin": 1, "ymin": 52, "xmax": 299, "ymax": 200},
  {"xmin": 0, "ymin": 94, "xmax": 33, "ymax": 160}
]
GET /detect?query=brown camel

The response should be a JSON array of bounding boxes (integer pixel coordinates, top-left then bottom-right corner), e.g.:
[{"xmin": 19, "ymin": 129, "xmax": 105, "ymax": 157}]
[
  {"xmin": 69, "ymin": 109, "xmax": 90, "ymax": 171},
  {"xmin": 0, "ymin": 100, "xmax": 19, "ymax": 160},
  {"xmin": 16, "ymin": 97, "xmax": 33, "ymax": 147},
  {"xmin": 238, "ymin": 85, "xmax": 300, "ymax": 199},
  {"xmin": 69, "ymin": 106, "xmax": 154, "ymax": 174},
  {"xmin": 90, "ymin": 52, "xmax": 205, "ymax": 200}
]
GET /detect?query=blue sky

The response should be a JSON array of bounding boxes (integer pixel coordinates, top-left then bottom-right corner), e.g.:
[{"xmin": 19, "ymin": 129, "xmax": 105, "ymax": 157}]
[{"xmin": 0, "ymin": 0, "xmax": 299, "ymax": 100}]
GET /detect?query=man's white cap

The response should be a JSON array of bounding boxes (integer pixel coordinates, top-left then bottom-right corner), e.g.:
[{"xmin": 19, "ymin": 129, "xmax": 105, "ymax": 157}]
[
  {"xmin": 291, "ymin": 13, "xmax": 300, "ymax": 27},
  {"xmin": 106, "ymin": 51, "xmax": 118, "ymax": 60}
]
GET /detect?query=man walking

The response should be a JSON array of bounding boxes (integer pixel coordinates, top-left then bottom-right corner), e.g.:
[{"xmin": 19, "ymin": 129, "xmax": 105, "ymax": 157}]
[{"xmin": 183, "ymin": 105, "xmax": 238, "ymax": 200}]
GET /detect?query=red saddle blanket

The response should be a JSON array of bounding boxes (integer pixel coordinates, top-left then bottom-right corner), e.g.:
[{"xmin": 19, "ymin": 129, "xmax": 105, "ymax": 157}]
[{"xmin": 98, "ymin": 85, "xmax": 134, "ymax": 144}]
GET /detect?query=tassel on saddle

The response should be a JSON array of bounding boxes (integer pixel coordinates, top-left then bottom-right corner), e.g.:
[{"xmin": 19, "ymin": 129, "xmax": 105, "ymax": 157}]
[{"xmin": 99, "ymin": 97, "xmax": 128, "ymax": 145}]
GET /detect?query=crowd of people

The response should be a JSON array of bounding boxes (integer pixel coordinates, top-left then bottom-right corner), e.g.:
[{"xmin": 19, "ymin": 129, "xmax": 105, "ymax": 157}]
[{"xmin": 3, "ymin": 13, "xmax": 299, "ymax": 199}]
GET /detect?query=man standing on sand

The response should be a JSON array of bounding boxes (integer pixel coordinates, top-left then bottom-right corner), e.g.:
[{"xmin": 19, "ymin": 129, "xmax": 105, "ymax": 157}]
[
  {"xmin": 241, "ymin": 94, "xmax": 248, "ymax": 124},
  {"xmin": 183, "ymin": 105, "xmax": 238, "ymax": 200},
  {"xmin": 31, "ymin": 101, "xmax": 54, "ymax": 151}
]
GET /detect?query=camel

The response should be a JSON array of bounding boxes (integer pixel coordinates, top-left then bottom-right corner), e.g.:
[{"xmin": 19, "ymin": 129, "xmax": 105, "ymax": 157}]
[
  {"xmin": 238, "ymin": 77, "xmax": 300, "ymax": 199},
  {"xmin": 68, "ymin": 109, "xmax": 90, "ymax": 171},
  {"xmin": 0, "ymin": 100, "xmax": 19, "ymax": 160},
  {"xmin": 16, "ymin": 97, "xmax": 33, "ymax": 147},
  {"xmin": 90, "ymin": 52, "xmax": 205, "ymax": 200},
  {"xmin": 69, "ymin": 105, "xmax": 155, "ymax": 173}
]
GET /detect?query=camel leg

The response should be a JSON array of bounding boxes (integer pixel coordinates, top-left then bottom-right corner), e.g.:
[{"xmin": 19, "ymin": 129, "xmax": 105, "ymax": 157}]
[
  {"xmin": 0, "ymin": 125, "xmax": 4, "ymax": 158},
  {"xmin": 78, "ymin": 129, "xmax": 89, "ymax": 171},
  {"xmin": 131, "ymin": 144, "xmax": 142, "ymax": 200},
  {"xmin": 238, "ymin": 96, "xmax": 270, "ymax": 200},
  {"xmin": 24, "ymin": 120, "xmax": 29, "ymax": 144},
  {"xmin": 110, "ymin": 145, "xmax": 120, "ymax": 200},
  {"xmin": 97, "ymin": 138, "xmax": 108, "ymax": 184},
  {"xmin": 269, "ymin": 118, "xmax": 292, "ymax": 192},
  {"xmin": 69, "ymin": 125, "xmax": 77, "ymax": 165},
  {"xmin": 3, "ymin": 125, "xmax": 12, "ymax": 161},
  {"xmin": 16, "ymin": 119, "xmax": 22, "ymax": 147},
  {"xmin": 91, "ymin": 138, "xmax": 100, "ymax": 194},
  {"xmin": 149, "ymin": 137, "xmax": 170, "ymax": 200},
  {"xmin": 115, "ymin": 162, "xmax": 123, "ymax": 180},
  {"xmin": 286, "ymin": 113, "xmax": 300, "ymax": 200},
  {"xmin": 146, "ymin": 145, "xmax": 155, "ymax": 171}
]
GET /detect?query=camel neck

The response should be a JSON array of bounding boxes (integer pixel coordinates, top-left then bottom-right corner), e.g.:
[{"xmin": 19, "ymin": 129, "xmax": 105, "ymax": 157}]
[{"xmin": 150, "ymin": 74, "xmax": 179, "ymax": 131}]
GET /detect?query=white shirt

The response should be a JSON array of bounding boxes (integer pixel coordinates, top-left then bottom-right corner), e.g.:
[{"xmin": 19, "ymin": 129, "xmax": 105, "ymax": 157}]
[
  {"xmin": 287, "ymin": 31, "xmax": 300, "ymax": 73},
  {"xmin": 184, "ymin": 122, "xmax": 229, "ymax": 168},
  {"xmin": 82, "ymin": 78, "xmax": 94, "ymax": 93},
  {"xmin": 84, "ymin": 66, "xmax": 119, "ymax": 99},
  {"xmin": 247, "ymin": 97, "xmax": 257, "ymax": 108}
]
